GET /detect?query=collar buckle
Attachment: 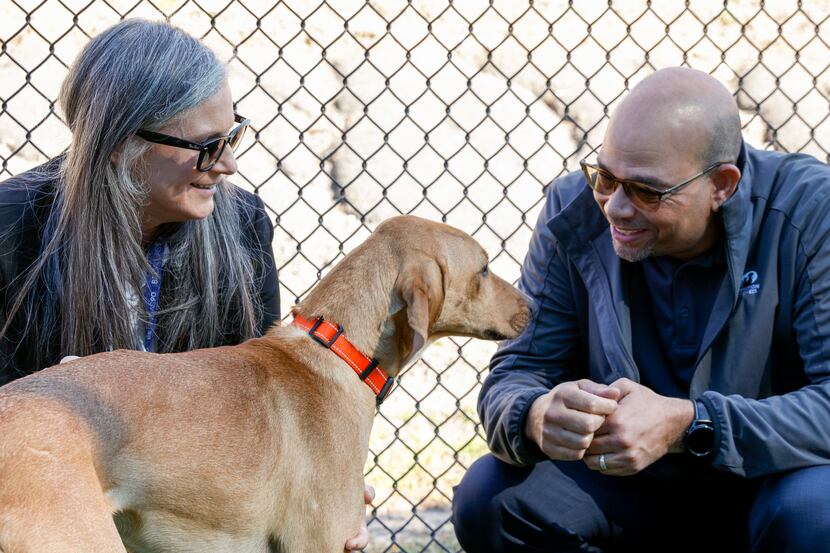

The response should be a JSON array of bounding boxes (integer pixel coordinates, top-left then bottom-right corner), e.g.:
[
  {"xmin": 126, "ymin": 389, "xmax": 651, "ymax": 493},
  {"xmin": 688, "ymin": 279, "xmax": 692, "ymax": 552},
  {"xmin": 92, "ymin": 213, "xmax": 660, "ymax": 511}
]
[
  {"xmin": 308, "ymin": 316, "xmax": 343, "ymax": 348},
  {"xmin": 359, "ymin": 358, "xmax": 379, "ymax": 380},
  {"xmin": 376, "ymin": 376, "xmax": 395, "ymax": 405}
]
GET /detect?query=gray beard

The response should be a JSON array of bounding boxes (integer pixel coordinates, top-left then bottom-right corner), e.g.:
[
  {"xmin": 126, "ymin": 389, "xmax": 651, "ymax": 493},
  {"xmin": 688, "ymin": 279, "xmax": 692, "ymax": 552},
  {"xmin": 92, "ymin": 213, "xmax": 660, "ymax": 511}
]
[{"xmin": 613, "ymin": 240, "xmax": 655, "ymax": 263}]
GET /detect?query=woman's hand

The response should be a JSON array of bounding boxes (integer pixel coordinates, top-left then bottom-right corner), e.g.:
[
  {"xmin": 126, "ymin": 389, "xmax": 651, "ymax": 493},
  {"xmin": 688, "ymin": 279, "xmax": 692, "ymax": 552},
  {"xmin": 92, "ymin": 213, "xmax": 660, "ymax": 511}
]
[{"xmin": 344, "ymin": 484, "xmax": 375, "ymax": 552}]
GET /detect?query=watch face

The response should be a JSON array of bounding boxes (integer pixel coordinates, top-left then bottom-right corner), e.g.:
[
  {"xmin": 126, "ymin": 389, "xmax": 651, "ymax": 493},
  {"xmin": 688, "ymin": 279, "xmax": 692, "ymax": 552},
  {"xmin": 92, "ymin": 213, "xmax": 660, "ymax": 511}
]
[{"xmin": 686, "ymin": 422, "xmax": 716, "ymax": 457}]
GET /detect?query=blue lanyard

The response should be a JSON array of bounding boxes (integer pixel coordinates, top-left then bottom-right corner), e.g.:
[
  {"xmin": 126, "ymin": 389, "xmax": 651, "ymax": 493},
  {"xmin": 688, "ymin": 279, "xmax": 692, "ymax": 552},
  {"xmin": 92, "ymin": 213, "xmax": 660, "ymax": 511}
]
[{"xmin": 143, "ymin": 241, "xmax": 165, "ymax": 352}]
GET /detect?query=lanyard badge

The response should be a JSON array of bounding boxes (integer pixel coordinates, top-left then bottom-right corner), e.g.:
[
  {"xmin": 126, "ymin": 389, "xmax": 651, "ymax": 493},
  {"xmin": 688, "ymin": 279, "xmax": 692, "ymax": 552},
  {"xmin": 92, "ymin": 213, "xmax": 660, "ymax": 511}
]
[{"xmin": 143, "ymin": 241, "xmax": 166, "ymax": 352}]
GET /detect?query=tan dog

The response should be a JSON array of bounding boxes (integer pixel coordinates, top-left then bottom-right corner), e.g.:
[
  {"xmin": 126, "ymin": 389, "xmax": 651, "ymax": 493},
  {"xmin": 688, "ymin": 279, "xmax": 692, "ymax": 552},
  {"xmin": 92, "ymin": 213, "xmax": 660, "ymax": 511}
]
[{"xmin": 0, "ymin": 215, "xmax": 530, "ymax": 553}]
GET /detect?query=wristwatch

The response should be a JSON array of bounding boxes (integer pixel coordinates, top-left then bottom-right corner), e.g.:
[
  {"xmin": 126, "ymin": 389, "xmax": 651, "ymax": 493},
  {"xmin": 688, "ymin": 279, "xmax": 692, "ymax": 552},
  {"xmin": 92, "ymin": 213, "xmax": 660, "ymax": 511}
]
[{"xmin": 683, "ymin": 399, "xmax": 716, "ymax": 458}]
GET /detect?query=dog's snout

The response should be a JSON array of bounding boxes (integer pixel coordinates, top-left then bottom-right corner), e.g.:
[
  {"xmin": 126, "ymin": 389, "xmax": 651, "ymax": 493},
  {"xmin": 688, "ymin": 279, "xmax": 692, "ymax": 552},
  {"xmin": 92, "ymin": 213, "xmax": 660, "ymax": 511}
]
[
  {"xmin": 484, "ymin": 301, "xmax": 530, "ymax": 341},
  {"xmin": 510, "ymin": 301, "xmax": 532, "ymax": 334}
]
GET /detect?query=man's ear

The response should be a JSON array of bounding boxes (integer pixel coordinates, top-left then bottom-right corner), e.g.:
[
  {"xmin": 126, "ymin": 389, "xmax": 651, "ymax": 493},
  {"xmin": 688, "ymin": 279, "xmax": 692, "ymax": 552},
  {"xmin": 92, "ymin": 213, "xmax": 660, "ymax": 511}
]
[
  {"xmin": 394, "ymin": 257, "xmax": 445, "ymax": 368},
  {"xmin": 711, "ymin": 163, "xmax": 741, "ymax": 211}
]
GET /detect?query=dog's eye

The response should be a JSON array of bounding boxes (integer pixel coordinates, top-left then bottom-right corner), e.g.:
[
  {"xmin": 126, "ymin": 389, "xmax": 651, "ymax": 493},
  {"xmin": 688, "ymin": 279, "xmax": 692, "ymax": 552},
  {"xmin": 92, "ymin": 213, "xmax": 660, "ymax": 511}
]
[{"xmin": 480, "ymin": 265, "xmax": 489, "ymax": 277}]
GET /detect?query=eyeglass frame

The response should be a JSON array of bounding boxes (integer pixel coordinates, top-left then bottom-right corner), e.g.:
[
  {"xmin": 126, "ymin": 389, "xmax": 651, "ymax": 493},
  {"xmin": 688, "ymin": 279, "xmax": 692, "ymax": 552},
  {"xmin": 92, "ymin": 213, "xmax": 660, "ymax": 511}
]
[
  {"xmin": 579, "ymin": 159, "xmax": 730, "ymax": 210},
  {"xmin": 136, "ymin": 113, "xmax": 251, "ymax": 172}
]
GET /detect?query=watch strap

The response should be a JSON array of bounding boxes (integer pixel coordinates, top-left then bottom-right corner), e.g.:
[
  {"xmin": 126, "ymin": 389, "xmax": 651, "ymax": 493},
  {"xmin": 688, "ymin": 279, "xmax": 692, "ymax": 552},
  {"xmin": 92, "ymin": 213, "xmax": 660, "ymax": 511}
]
[
  {"xmin": 694, "ymin": 399, "xmax": 712, "ymax": 423},
  {"xmin": 684, "ymin": 398, "xmax": 717, "ymax": 458}
]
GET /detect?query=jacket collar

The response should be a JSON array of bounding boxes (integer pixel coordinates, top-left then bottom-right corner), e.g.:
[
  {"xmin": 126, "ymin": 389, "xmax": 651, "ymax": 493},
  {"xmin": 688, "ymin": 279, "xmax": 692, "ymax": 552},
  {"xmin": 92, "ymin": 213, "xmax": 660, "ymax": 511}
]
[{"xmin": 718, "ymin": 141, "xmax": 753, "ymax": 299}]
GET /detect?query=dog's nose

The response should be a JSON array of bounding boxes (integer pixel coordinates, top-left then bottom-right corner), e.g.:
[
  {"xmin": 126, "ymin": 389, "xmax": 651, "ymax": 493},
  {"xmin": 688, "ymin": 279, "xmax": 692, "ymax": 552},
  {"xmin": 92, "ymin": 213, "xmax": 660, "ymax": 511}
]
[{"xmin": 509, "ymin": 301, "xmax": 532, "ymax": 334}]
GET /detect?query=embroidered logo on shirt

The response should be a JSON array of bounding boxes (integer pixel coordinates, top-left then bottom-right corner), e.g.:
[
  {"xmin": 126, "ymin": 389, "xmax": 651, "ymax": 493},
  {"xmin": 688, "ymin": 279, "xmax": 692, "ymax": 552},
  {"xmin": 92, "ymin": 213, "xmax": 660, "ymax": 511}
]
[{"xmin": 740, "ymin": 270, "xmax": 760, "ymax": 295}]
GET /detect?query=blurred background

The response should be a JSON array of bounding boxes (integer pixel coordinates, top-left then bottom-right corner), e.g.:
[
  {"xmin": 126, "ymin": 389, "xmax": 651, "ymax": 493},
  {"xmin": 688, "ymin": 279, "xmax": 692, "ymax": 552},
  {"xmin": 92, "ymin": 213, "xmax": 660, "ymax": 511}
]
[{"xmin": 2, "ymin": 0, "xmax": 829, "ymax": 550}]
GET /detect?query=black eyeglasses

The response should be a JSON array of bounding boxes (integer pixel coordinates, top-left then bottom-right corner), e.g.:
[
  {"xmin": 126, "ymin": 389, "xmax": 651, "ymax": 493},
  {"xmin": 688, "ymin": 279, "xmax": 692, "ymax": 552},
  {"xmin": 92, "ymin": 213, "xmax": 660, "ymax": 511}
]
[
  {"xmin": 580, "ymin": 159, "xmax": 729, "ymax": 211},
  {"xmin": 136, "ymin": 113, "xmax": 251, "ymax": 172}
]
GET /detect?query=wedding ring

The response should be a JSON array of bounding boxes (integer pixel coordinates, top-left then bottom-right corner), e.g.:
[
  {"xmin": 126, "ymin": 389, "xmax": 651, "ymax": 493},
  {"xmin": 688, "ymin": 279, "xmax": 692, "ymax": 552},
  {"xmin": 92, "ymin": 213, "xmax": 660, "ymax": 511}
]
[{"xmin": 599, "ymin": 454, "xmax": 608, "ymax": 472}]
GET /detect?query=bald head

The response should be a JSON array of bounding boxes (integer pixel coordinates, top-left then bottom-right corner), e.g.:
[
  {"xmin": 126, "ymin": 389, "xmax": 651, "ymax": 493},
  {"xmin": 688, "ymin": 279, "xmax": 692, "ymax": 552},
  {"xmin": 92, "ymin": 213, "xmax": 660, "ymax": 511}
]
[
  {"xmin": 596, "ymin": 67, "xmax": 745, "ymax": 263},
  {"xmin": 606, "ymin": 67, "xmax": 741, "ymax": 166}
]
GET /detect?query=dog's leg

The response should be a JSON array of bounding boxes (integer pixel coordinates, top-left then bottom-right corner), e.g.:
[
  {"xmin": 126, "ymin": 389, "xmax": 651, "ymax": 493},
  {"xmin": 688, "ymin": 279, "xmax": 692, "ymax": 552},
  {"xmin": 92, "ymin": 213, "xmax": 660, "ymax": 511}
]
[
  {"xmin": 276, "ymin": 486, "xmax": 365, "ymax": 553},
  {"xmin": 0, "ymin": 407, "xmax": 127, "ymax": 553},
  {"xmin": 278, "ymin": 526, "xmax": 344, "ymax": 553},
  {"xmin": 0, "ymin": 456, "xmax": 127, "ymax": 553}
]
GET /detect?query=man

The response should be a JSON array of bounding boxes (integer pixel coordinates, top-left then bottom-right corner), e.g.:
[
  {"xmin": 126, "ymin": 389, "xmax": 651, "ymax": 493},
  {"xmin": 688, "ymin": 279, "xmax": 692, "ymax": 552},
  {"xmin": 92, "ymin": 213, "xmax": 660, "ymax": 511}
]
[{"xmin": 452, "ymin": 67, "xmax": 830, "ymax": 552}]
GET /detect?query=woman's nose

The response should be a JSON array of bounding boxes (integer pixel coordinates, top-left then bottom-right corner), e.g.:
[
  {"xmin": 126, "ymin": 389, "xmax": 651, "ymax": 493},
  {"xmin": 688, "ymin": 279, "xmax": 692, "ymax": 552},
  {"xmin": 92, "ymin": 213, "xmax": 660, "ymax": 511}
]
[{"xmin": 211, "ymin": 143, "xmax": 238, "ymax": 176}]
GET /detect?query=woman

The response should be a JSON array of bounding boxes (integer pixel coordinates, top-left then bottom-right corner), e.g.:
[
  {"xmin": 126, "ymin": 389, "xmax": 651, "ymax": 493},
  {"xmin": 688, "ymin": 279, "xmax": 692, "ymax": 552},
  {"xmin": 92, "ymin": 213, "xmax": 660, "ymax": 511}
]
[
  {"xmin": 0, "ymin": 19, "xmax": 369, "ymax": 551},
  {"xmin": 0, "ymin": 18, "xmax": 278, "ymax": 379}
]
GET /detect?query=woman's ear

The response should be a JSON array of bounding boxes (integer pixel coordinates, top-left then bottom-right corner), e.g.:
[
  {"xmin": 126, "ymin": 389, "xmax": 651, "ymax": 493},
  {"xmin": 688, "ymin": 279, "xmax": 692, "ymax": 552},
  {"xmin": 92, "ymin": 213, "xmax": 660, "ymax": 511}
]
[
  {"xmin": 111, "ymin": 136, "xmax": 133, "ymax": 166},
  {"xmin": 110, "ymin": 143, "xmax": 122, "ymax": 166}
]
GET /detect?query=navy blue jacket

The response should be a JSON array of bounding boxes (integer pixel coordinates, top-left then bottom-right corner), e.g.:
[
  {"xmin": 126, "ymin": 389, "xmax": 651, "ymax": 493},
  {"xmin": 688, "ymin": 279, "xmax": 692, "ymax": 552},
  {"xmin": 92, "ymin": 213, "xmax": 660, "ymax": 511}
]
[{"xmin": 480, "ymin": 143, "xmax": 830, "ymax": 478}]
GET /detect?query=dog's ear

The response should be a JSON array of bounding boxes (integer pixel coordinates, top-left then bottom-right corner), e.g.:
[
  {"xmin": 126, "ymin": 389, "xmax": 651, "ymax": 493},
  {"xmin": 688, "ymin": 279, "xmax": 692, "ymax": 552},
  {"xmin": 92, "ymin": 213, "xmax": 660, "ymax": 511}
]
[{"xmin": 394, "ymin": 257, "xmax": 446, "ymax": 368}]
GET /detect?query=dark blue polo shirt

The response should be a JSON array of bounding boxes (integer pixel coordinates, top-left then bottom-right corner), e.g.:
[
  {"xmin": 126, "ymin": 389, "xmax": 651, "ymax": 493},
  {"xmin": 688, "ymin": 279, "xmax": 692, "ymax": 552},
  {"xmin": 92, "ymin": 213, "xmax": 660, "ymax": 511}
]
[{"xmin": 629, "ymin": 245, "xmax": 727, "ymax": 398}]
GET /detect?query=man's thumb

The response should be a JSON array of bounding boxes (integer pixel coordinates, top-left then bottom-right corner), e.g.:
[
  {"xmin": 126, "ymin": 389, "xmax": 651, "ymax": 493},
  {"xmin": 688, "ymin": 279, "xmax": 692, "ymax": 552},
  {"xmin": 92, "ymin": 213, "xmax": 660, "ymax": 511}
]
[{"xmin": 578, "ymin": 380, "xmax": 622, "ymax": 401}]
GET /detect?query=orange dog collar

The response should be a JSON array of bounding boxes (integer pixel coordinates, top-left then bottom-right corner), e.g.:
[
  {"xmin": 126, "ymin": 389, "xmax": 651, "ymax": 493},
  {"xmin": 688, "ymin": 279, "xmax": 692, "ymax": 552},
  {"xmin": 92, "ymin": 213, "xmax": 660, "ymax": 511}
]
[{"xmin": 291, "ymin": 314, "xmax": 395, "ymax": 405}]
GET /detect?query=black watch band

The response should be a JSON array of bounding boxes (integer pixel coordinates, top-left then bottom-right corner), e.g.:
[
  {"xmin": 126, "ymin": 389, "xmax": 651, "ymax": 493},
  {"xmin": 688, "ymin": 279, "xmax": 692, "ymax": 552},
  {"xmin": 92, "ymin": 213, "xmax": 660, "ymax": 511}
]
[{"xmin": 683, "ymin": 399, "xmax": 716, "ymax": 458}]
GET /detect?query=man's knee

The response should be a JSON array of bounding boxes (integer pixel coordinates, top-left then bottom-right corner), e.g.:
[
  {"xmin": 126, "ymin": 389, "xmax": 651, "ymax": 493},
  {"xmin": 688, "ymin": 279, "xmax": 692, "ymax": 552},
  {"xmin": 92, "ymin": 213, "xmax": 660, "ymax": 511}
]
[
  {"xmin": 452, "ymin": 454, "xmax": 515, "ymax": 552},
  {"xmin": 452, "ymin": 454, "xmax": 604, "ymax": 553},
  {"xmin": 749, "ymin": 465, "xmax": 830, "ymax": 553}
]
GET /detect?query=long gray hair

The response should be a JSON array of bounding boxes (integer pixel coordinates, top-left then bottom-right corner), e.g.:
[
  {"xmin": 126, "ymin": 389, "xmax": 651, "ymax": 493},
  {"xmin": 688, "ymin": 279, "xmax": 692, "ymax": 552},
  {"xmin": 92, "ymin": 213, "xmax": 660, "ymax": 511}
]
[{"xmin": 3, "ymin": 19, "xmax": 262, "ymax": 367}]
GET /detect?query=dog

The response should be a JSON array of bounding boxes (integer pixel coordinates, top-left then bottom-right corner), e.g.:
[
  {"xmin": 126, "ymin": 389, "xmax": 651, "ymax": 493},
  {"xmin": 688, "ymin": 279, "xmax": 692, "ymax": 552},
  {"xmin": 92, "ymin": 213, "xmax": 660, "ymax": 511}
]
[{"xmin": 0, "ymin": 215, "xmax": 531, "ymax": 553}]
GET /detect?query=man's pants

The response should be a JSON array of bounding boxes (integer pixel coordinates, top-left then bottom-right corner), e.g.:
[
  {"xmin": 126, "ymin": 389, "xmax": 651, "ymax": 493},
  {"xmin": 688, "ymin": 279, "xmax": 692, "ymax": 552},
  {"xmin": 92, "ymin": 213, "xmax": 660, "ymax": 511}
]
[{"xmin": 452, "ymin": 454, "xmax": 830, "ymax": 552}]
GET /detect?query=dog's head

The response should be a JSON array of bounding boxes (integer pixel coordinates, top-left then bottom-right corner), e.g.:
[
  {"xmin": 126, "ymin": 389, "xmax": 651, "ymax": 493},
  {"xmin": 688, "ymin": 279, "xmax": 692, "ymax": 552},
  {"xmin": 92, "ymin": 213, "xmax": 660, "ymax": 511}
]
[{"xmin": 379, "ymin": 216, "xmax": 532, "ymax": 371}]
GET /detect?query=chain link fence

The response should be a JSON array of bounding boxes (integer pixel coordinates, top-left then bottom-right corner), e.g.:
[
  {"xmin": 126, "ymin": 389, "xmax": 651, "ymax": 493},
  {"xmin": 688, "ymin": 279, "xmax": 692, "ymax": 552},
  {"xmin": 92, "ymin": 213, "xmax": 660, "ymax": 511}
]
[{"xmin": 2, "ymin": 0, "xmax": 829, "ymax": 550}]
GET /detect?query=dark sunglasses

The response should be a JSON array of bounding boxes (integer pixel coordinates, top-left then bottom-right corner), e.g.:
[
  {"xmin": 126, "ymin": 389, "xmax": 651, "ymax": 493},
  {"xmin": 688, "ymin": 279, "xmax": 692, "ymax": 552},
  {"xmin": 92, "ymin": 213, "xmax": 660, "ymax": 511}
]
[
  {"xmin": 580, "ymin": 159, "xmax": 728, "ymax": 211},
  {"xmin": 136, "ymin": 113, "xmax": 251, "ymax": 172}
]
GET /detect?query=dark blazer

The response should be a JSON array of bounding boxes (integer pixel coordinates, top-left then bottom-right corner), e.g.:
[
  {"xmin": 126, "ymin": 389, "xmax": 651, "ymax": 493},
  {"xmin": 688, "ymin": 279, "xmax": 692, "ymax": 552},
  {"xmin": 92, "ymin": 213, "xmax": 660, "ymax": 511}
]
[
  {"xmin": 0, "ymin": 157, "xmax": 280, "ymax": 384},
  {"xmin": 480, "ymin": 142, "xmax": 830, "ymax": 478}
]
